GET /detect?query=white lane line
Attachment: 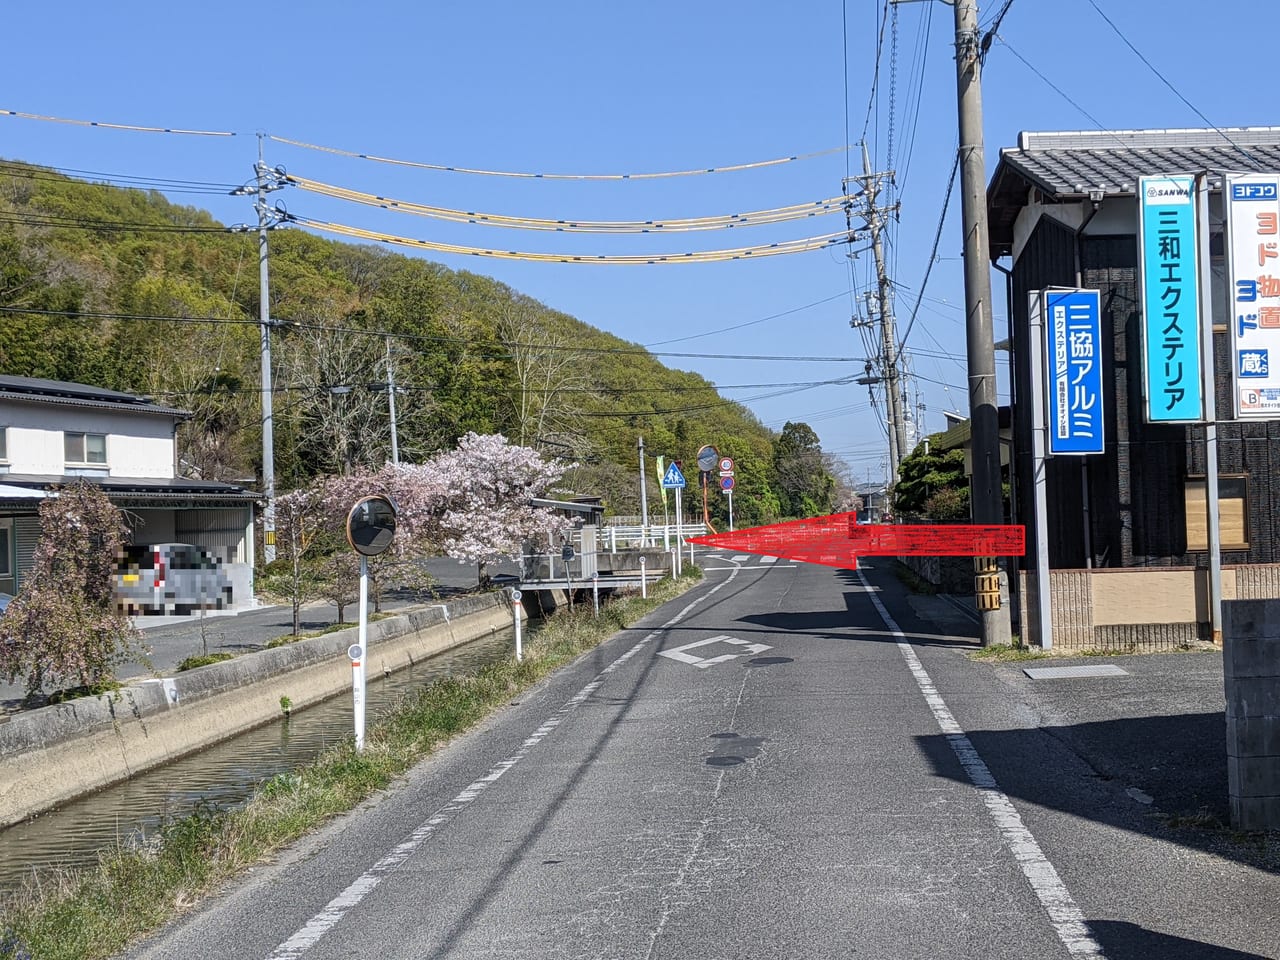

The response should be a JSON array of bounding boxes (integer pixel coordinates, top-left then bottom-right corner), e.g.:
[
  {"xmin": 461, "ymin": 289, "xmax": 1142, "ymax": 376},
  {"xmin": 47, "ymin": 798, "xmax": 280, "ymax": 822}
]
[
  {"xmin": 857, "ymin": 569, "xmax": 1106, "ymax": 959},
  {"xmin": 266, "ymin": 563, "xmax": 743, "ymax": 959},
  {"xmin": 759, "ymin": 555, "xmax": 778, "ymax": 564}
]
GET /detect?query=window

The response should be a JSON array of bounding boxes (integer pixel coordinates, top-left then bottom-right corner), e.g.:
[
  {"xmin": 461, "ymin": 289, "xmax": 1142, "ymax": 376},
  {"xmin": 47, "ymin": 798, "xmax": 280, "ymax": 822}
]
[
  {"xmin": 0, "ymin": 426, "xmax": 7, "ymax": 461},
  {"xmin": 65, "ymin": 432, "xmax": 107, "ymax": 465},
  {"xmin": 0, "ymin": 527, "xmax": 10, "ymax": 578},
  {"xmin": 1186, "ymin": 475, "xmax": 1249, "ymax": 551}
]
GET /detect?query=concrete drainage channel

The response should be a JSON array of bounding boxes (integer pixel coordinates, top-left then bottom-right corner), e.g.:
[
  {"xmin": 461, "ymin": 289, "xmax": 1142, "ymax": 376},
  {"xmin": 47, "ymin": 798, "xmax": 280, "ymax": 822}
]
[{"xmin": 0, "ymin": 593, "xmax": 521, "ymax": 890}]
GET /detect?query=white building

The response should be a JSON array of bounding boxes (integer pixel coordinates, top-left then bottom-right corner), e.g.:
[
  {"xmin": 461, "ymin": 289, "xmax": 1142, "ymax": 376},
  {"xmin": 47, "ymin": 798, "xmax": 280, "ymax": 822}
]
[{"xmin": 0, "ymin": 376, "xmax": 258, "ymax": 607}]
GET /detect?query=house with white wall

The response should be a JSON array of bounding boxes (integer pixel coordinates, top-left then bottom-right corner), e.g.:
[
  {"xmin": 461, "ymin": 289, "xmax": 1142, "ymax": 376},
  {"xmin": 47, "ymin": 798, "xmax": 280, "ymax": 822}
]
[{"xmin": 0, "ymin": 375, "xmax": 259, "ymax": 607}]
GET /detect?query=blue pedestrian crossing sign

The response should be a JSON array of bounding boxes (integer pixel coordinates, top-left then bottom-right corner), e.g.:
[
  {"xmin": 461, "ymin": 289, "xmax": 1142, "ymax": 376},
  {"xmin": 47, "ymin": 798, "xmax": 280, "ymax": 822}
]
[{"xmin": 661, "ymin": 461, "xmax": 686, "ymax": 489}]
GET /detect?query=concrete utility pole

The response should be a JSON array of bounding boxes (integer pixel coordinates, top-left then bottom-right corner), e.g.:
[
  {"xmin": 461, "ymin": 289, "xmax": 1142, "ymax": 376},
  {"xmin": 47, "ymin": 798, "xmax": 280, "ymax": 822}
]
[
  {"xmin": 850, "ymin": 147, "xmax": 909, "ymax": 481},
  {"xmin": 870, "ymin": 149, "xmax": 910, "ymax": 475},
  {"xmin": 232, "ymin": 136, "xmax": 287, "ymax": 563},
  {"xmin": 953, "ymin": 0, "xmax": 1011, "ymax": 646},
  {"xmin": 385, "ymin": 336, "xmax": 400, "ymax": 466}
]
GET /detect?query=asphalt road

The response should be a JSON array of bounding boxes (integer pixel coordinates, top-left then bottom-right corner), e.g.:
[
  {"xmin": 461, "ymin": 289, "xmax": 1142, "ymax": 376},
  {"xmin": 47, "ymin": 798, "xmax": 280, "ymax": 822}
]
[{"xmin": 121, "ymin": 553, "xmax": 1279, "ymax": 960}]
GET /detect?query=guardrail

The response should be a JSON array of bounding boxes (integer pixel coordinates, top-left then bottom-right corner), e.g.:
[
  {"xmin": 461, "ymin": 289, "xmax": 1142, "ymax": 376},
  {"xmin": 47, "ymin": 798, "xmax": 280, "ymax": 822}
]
[{"xmin": 591, "ymin": 523, "xmax": 708, "ymax": 550}]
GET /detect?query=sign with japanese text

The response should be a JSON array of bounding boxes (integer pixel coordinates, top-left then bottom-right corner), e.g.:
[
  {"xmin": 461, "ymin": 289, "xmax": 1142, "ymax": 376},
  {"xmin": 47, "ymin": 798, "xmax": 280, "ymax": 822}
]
[
  {"xmin": 1225, "ymin": 172, "xmax": 1280, "ymax": 419},
  {"xmin": 1043, "ymin": 289, "xmax": 1104, "ymax": 454},
  {"xmin": 1138, "ymin": 175, "xmax": 1203, "ymax": 423}
]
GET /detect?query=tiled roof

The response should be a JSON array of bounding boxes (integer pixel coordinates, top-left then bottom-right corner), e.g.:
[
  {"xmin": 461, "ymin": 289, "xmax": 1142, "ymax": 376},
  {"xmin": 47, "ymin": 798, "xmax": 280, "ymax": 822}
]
[
  {"xmin": 988, "ymin": 127, "xmax": 1280, "ymax": 258},
  {"xmin": 0, "ymin": 474, "xmax": 259, "ymax": 501},
  {"xmin": 0, "ymin": 375, "xmax": 190, "ymax": 418}
]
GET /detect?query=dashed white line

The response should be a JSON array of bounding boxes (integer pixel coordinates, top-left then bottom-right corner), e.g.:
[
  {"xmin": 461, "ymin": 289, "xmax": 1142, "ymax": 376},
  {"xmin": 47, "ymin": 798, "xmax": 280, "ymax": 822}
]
[
  {"xmin": 856, "ymin": 569, "xmax": 1106, "ymax": 959},
  {"xmin": 266, "ymin": 562, "xmax": 744, "ymax": 959}
]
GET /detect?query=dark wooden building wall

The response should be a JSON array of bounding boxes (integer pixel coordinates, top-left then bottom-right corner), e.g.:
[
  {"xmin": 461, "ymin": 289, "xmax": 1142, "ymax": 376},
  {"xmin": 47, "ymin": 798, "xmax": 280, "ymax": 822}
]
[{"xmin": 1010, "ymin": 212, "xmax": 1280, "ymax": 569}]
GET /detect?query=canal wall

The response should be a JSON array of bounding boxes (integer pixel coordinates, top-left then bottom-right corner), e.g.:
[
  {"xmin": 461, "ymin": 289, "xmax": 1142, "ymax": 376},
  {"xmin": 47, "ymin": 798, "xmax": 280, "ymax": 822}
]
[{"xmin": 0, "ymin": 592, "xmax": 518, "ymax": 827}]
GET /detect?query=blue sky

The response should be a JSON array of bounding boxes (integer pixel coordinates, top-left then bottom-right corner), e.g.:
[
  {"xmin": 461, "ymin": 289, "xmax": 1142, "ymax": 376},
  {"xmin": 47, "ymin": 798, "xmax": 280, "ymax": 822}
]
[{"xmin": 1, "ymin": 1, "xmax": 1274, "ymax": 484}]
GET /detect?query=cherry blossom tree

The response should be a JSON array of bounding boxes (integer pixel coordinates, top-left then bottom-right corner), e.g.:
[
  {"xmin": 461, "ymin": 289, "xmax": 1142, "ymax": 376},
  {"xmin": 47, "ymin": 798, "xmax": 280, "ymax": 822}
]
[
  {"xmin": 0, "ymin": 481, "xmax": 144, "ymax": 699},
  {"xmin": 268, "ymin": 485, "xmax": 332, "ymax": 635},
  {"xmin": 266, "ymin": 434, "xmax": 570, "ymax": 615},
  {"xmin": 428, "ymin": 432, "xmax": 572, "ymax": 582}
]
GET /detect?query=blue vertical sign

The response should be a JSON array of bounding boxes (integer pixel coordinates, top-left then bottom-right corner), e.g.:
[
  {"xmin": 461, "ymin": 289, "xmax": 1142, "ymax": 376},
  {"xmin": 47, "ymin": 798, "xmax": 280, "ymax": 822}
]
[
  {"xmin": 1138, "ymin": 175, "xmax": 1203, "ymax": 422},
  {"xmin": 1044, "ymin": 289, "xmax": 1104, "ymax": 454}
]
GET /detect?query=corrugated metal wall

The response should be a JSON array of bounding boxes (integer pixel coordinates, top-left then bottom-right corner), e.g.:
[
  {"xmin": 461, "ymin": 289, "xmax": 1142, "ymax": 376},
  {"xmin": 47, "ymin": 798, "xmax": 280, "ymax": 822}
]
[
  {"xmin": 14, "ymin": 517, "xmax": 40, "ymax": 587},
  {"xmin": 175, "ymin": 508, "xmax": 251, "ymax": 563}
]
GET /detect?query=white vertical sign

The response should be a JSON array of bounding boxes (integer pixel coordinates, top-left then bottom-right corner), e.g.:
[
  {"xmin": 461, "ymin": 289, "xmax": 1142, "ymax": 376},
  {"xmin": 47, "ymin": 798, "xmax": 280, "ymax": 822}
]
[{"xmin": 1225, "ymin": 173, "xmax": 1280, "ymax": 419}]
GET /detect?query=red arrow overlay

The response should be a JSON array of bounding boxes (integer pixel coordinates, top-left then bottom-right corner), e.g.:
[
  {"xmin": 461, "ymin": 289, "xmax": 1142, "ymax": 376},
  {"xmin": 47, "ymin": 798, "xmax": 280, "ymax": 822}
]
[
  {"xmin": 689, "ymin": 515, "xmax": 1025, "ymax": 570},
  {"xmin": 847, "ymin": 523, "xmax": 1024, "ymax": 557},
  {"xmin": 689, "ymin": 513, "xmax": 861, "ymax": 569}
]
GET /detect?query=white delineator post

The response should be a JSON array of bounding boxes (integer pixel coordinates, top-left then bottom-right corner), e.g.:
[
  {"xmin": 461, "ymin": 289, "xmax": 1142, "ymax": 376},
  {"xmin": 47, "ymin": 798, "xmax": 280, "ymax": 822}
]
[
  {"xmin": 349, "ymin": 642, "xmax": 364, "ymax": 752},
  {"xmin": 640, "ymin": 555, "xmax": 648, "ymax": 599},
  {"xmin": 511, "ymin": 588, "xmax": 523, "ymax": 662}
]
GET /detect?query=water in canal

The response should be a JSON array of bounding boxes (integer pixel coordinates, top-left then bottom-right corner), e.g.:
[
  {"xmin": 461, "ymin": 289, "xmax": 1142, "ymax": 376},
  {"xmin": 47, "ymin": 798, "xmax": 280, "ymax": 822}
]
[{"xmin": 0, "ymin": 628, "xmax": 517, "ymax": 892}]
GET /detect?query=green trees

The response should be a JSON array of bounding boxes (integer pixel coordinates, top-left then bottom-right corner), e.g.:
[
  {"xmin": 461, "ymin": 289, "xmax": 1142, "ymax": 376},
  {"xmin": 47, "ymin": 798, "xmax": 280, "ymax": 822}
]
[
  {"xmin": 0, "ymin": 160, "xmax": 829, "ymax": 525},
  {"xmin": 893, "ymin": 442, "xmax": 970, "ymax": 520},
  {"xmin": 772, "ymin": 421, "xmax": 835, "ymax": 518}
]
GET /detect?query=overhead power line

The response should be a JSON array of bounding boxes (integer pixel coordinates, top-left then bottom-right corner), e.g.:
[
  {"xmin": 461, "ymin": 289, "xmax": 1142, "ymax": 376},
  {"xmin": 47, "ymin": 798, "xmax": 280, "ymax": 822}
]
[
  {"xmin": 284, "ymin": 213, "xmax": 863, "ymax": 266},
  {"xmin": 0, "ymin": 108, "xmax": 234, "ymax": 137},
  {"xmin": 897, "ymin": 150, "xmax": 958, "ymax": 352},
  {"xmin": 1082, "ymin": 0, "xmax": 1261, "ymax": 170},
  {"xmin": 0, "ymin": 212, "xmax": 242, "ymax": 235},
  {"xmin": 0, "ymin": 160, "xmax": 241, "ymax": 195},
  {"xmin": 269, "ymin": 135, "xmax": 849, "ymax": 181},
  {"xmin": 0, "ymin": 305, "xmax": 868, "ymax": 362},
  {"xmin": 287, "ymin": 173, "xmax": 850, "ymax": 234},
  {"xmin": 644, "ymin": 290, "xmax": 853, "ymax": 346}
]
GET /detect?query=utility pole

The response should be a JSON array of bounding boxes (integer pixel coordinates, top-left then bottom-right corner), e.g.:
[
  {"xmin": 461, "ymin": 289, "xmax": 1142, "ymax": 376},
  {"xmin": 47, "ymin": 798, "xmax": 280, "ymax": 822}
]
[
  {"xmin": 385, "ymin": 336, "xmax": 400, "ymax": 465},
  {"xmin": 848, "ymin": 146, "xmax": 908, "ymax": 481},
  {"xmin": 233, "ymin": 136, "xmax": 287, "ymax": 564},
  {"xmin": 953, "ymin": 0, "xmax": 1011, "ymax": 646}
]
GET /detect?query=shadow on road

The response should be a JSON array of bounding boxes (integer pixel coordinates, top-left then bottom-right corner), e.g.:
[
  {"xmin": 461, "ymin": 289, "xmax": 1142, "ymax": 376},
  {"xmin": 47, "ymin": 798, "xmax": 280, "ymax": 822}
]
[
  {"xmin": 1088, "ymin": 920, "xmax": 1273, "ymax": 959},
  {"xmin": 915, "ymin": 711, "xmax": 1280, "ymax": 876}
]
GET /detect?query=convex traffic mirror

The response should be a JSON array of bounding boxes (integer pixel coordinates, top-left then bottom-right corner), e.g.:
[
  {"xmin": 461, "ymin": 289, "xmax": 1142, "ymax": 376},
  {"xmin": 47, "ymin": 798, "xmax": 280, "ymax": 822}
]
[{"xmin": 346, "ymin": 495, "xmax": 398, "ymax": 556}]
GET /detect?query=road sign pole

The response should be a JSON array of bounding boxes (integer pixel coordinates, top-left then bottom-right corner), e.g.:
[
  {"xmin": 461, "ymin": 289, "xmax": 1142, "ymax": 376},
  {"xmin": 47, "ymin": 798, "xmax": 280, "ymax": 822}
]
[
  {"xmin": 674, "ymin": 486, "xmax": 683, "ymax": 576},
  {"xmin": 728, "ymin": 488, "xmax": 734, "ymax": 532},
  {"xmin": 1197, "ymin": 173, "xmax": 1223, "ymax": 644},
  {"xmin": 1028, "ymin": 292, "xmax": 1054, "ymax": 651},
  {"xmin": 357, "ymin": 554, "xmax": 369, "ymax": 747}
]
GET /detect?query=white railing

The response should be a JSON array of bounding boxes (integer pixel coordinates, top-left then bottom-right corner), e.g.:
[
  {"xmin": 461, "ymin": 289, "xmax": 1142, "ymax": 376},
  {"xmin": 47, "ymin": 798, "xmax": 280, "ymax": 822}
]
[{"xmin": 594, "ymin": 523, "xmax": 707, "ymax": 550}]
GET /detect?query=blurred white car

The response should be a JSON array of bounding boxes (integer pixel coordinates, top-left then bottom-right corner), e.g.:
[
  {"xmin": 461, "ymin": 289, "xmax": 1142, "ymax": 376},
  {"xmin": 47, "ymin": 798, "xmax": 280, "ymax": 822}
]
[{"xmin": 114, "ymin": 543, "xmax": 233, "ymax": 616}]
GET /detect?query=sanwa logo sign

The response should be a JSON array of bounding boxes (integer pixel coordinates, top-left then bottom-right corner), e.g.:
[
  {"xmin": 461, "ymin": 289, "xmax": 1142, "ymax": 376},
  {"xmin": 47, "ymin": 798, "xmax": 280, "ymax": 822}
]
[{"xmin": 1146, "ymin": 182, "xmax": 1191, "ymax": 204}]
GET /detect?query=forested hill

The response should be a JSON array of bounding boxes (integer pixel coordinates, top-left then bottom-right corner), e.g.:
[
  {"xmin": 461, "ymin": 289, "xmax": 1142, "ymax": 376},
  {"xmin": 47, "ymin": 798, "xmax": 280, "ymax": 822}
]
[{"xmin": 0, "ymin": 160, "xmax": 846, "ymax": 525}]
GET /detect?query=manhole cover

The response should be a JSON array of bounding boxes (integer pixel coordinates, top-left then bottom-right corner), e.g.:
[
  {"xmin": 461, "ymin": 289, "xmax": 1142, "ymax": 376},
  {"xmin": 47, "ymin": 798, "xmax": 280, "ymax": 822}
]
[{"xmin": 1023, "ymin": 664, "xmax": 1129, "ymax": 680}]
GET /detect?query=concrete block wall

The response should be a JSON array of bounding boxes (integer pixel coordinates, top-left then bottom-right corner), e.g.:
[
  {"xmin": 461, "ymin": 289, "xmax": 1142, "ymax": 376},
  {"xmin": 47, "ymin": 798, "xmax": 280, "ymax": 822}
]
[
  {"xmin": 1222, "ymin": 599, "xmax": 1280, "ymax": 831},
  {"xmin": 0, "ymin": 592, "xmax": 516, "ymax": 827}
]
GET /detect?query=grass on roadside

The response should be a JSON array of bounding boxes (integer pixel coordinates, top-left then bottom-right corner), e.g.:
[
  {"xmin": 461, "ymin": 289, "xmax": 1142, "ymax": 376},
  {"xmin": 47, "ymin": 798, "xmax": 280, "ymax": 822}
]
[
  {"xmin": 265, "ymin": 612, "xmax": 394, "ymax": 649},
  {"xmin": 175, "ymin": 653, "xmax": 235, "ymax": 672},
  {"xmin": 0, "ymin": 569, "xmax": 702, "ymax": 960},
  {"xmin": 967, "ymin": 641, "xmax": 1049, "ymax": 662}
]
